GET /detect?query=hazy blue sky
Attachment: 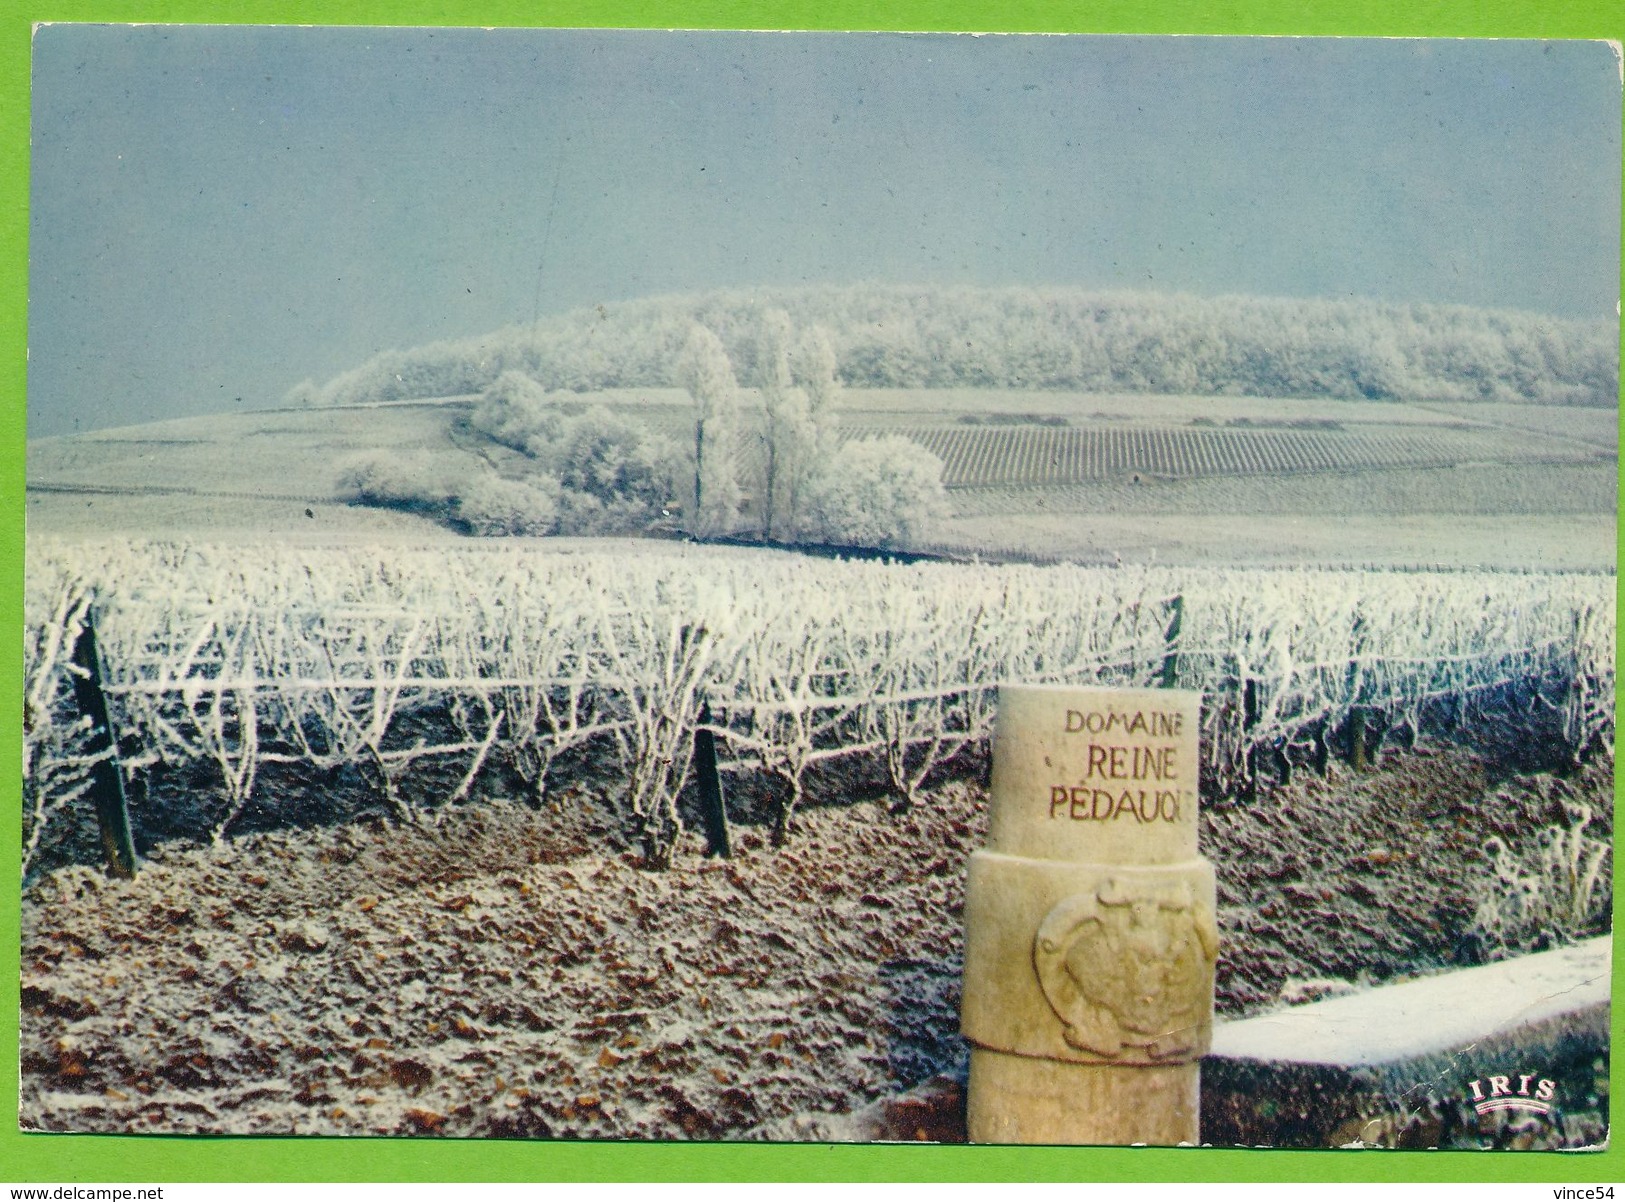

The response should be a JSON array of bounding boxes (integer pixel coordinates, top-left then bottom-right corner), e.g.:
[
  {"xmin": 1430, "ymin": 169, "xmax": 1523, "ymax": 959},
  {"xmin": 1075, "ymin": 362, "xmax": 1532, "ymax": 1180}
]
[{"xmin": 29, "ymin": 27, "xmax": 1623, "ymax": 436}]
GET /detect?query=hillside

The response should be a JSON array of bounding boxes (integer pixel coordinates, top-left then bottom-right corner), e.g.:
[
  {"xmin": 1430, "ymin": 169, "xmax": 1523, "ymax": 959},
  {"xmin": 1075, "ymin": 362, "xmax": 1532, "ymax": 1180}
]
[{"xmin": 25, "ymin": 386, "xmax": 1617, "ymax": 569}]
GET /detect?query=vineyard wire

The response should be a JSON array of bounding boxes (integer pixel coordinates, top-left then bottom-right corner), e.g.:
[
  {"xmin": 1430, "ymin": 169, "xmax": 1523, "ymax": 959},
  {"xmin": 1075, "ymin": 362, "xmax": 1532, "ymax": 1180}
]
[{"xmin": 23, "ymin": 538, "xmax": 1615, "ymax": 871}]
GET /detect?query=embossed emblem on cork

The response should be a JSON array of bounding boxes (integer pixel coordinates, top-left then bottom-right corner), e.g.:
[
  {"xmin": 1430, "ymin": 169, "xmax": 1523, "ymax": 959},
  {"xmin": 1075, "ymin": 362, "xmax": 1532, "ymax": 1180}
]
[{"xmin": 1032, "ymin": 878, "xmax": 1219, "ymax": 1061}]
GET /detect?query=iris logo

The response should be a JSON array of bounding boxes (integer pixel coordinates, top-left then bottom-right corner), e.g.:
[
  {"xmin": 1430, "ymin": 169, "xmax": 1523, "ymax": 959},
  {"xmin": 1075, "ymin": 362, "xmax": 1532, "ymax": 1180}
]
[{"xmin": 1467, "ymin": 1073, "xmax": 1557, "ymax": 1117}]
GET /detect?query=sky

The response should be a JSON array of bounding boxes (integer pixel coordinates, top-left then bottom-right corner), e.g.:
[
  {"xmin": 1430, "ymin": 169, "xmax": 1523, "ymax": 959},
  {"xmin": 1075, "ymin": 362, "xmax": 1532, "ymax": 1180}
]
[{"xmin": 28, "ymin": 27, "xmax": 1624, "ymax": 437}]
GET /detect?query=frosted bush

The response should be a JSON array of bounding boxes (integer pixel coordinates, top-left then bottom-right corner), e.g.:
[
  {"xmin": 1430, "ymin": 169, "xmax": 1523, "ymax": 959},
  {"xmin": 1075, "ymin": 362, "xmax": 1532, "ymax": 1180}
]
[
  {"xmin": 550, "ymin": 407, "xmax": 680, "ymax": 511},
  {"xmin": 1470, "ymin": 803, "xmax": 1612, "ymax": 955},
  {"xmin": 467, "ymin": 394, "xmax": 681, "ymax": 535},
  {"xmin": 334, "ymin": 449, "xmax": 467, "ymax": 507},
  {"xmin": 455, "ymin": 473, "xmax": 559, "ymax": 537},
  {"xmin": 806, "ymin": 436, "xmax": 950, "ymax": 548},
  {"xmin": 469, "ymin": 371, "xmax": 560, "ymax": 454}
]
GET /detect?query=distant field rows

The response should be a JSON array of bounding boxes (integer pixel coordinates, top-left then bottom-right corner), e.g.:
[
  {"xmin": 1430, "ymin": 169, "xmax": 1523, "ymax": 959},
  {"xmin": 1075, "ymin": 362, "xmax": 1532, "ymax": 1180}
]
[
  {"xmin": 946, "ymin": 462, "xmax": 1619, "ymax": 519},
  {"xmin": 885, "ymin": 424, "xmax": 1600, "ymax": 487},
  {"xmin": 615, "ymin": 411, "xmax": 1602, "ymax": 487}
]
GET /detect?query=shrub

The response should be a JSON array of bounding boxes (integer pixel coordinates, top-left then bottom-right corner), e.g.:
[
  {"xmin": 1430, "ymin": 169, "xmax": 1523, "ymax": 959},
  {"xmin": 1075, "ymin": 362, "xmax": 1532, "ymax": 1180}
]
[
  {"xmin": 551, "ymin": 407, "xmax": 676, "ymax": 508},
  {"xmin": 805, "ymin": 435, "xmax": 949, "ymax": 548},
  {"xmin": 334, "ymin": 450, "xmax": 466, "ymax": 508},
  {"xmin": 469, "ymin": 371, "xmax": 562, "ymax": 455},
  {"xmin": 1469, "ymin": 802, "xmax": 1612, "ymax": 956},
  {"xmin": 336, "ymin": 450, "xmax": 564, "ymax": 537},
  {"xmin": 553, "ymin": 489, "xmax": 673, "ymax": 537},
  {"xmin": 455, "ymin": 473, "xmax": 560, "ymax": 537},
  {"xmin": 467, "ymin": 384, "xmax": 684, "ymax": 536}
]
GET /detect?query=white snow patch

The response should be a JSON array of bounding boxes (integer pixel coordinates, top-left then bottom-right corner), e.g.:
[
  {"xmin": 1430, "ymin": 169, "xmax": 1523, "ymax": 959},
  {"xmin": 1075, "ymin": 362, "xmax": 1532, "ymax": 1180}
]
[{"xmin": 1212, "ymin": 936, "xmax": 1611, "ymax": 1067}]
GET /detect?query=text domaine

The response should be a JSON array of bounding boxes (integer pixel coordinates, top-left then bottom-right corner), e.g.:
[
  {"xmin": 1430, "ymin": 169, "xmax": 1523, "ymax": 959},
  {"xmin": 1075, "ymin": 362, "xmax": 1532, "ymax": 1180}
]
[{"xmin": 1065, "ymin": 708, "xmax": 1183, "ymax": 737}]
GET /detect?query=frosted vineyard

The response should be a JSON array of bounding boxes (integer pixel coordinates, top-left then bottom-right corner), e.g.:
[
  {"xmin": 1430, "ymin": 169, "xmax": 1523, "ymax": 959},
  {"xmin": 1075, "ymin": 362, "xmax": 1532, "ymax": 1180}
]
[
  {"xmin": 899, "ymin": 423, "xmax": 1560, "ymax": 488},
  {"xmin": 24, "ymin": 538, "xmax": 1615, "ymax": 874}
]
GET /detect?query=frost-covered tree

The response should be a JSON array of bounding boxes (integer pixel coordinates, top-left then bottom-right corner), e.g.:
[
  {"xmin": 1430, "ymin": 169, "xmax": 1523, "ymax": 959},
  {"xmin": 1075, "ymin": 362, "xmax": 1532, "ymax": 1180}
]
[
  {"xmin": 759, "ymin": 309, "xmax": 816, "ymax": 540},
  {"xmin": 301, "ymin": 285, "xmax": 1619, "ymax": 409},
  {"xmin": 806, "ymin": 436, "xmax": 950, "ymax": 549},
  {"xmin": 678, "ymin": 324, "xmax": 744, "ymax": 537},
  {"xmin": 469, "ymin": 371, "xmax": 681, "ymax": 536},
  {"xmin": 792, "ymin": 324, "xmax": 842, "ymax": 463}
]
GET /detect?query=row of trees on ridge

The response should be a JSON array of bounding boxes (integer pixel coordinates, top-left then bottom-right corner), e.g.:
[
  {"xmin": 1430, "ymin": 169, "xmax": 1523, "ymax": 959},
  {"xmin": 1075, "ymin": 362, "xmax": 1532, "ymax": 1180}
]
[{"xmin": 289, "ymin": 284, "xmax": 1619, "ymax": 411}]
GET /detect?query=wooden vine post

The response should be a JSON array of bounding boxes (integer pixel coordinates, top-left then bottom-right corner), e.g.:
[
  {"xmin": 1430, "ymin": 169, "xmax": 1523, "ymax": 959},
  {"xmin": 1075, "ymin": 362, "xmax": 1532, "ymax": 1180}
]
[
  {"xmin": 68, "ymin": 613, "xmax": 139, "ymax": 878},
  {"xmin": 694, "ymin": 701, "xmax": 731, "ymax": 858},
  {"xmin": 961, "ymin": 684, "xmax": 1214, "ymax": 1144}
]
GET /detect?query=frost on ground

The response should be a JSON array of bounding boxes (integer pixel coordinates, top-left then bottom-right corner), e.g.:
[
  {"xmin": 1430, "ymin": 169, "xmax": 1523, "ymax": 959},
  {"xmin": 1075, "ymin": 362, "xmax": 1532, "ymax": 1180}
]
[
  {"xmin": 21, "ymin": 786, "xmax": 974, "ymax": 1139},
  {"xmin": 18, "ymin": 747, "xmax": 1613, "ymax": 1142}
]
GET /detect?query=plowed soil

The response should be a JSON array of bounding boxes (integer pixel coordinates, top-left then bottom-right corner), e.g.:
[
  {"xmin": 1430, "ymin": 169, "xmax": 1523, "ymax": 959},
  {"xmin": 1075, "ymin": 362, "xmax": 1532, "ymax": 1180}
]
[{"xmin": 18, "ymin": 742, "xmax": 1613, "ymax": 1141}]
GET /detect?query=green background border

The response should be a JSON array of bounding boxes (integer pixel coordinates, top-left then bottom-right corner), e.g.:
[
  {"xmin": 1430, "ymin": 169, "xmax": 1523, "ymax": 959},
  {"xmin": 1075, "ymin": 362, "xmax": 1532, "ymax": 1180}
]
[{"xmin": 3, "ymin": 0, "xmax": 1621, "ymax": 1184}]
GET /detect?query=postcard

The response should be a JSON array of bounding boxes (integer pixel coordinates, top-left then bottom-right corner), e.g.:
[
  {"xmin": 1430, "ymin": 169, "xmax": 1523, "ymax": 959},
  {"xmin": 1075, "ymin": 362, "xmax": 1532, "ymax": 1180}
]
[{"xmin": 19, "ymin": 26, "xmax": 1619, "ymax": 1153}]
